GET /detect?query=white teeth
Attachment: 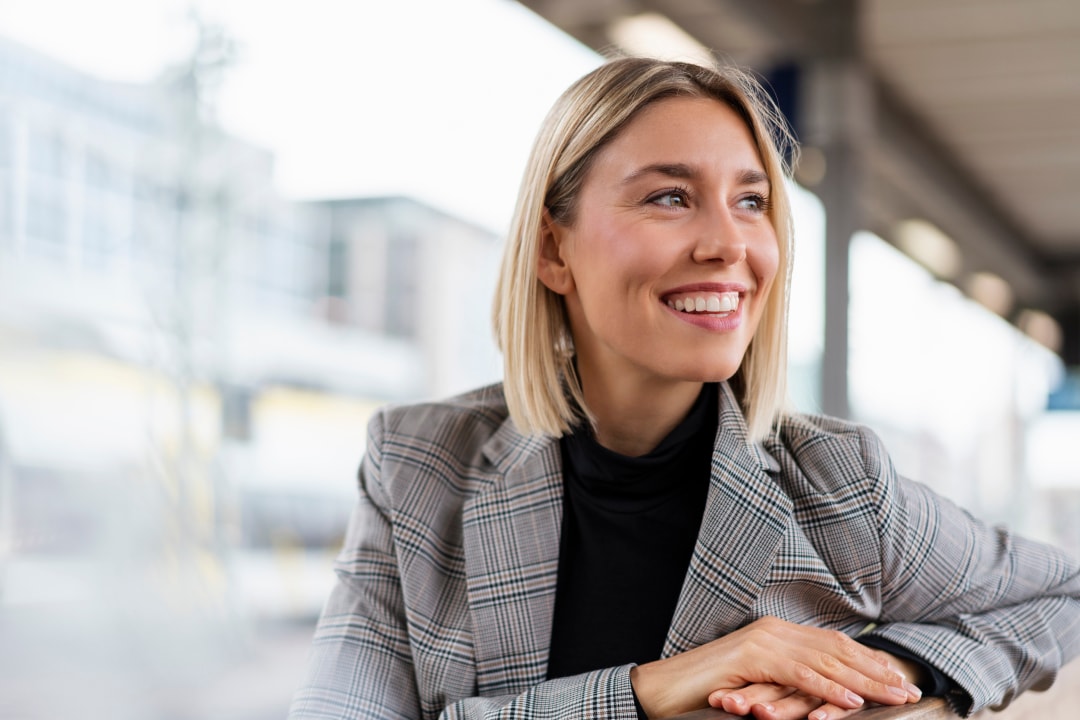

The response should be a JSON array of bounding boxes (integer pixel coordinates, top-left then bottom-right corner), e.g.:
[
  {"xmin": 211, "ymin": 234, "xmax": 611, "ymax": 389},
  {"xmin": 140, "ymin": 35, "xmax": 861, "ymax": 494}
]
[{"xmin": 667, "ymin": 292, "xmax": 740, "ymax": 314}]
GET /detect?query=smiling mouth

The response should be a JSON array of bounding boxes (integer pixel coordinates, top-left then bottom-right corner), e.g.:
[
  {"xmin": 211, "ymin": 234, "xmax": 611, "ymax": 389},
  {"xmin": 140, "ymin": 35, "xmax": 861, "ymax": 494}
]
[{"xmin": 665, "ymin": 291, "xmax": 740, "ymax": 314}]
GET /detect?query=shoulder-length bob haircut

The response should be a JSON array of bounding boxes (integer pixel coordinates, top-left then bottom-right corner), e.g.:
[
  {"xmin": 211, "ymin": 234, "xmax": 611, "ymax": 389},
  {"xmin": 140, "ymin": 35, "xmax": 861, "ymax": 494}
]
[{"xmin": 492, "ymin": 56, "xmax": 796, "ymax": 442}]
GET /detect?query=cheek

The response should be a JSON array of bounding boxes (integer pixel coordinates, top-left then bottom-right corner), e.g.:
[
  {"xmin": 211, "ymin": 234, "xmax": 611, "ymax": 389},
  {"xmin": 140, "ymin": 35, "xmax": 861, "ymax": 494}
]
[
  {"xmin": 751, "ymin": 232, "xmax": 781, "ymax": 288},
  {"xmin": 571, "ymin": 218, "xmax": 658, "ymax": 288},
  {"xmin": 579, "ymin": 215, "xmax": 631, "ymax": 257}
]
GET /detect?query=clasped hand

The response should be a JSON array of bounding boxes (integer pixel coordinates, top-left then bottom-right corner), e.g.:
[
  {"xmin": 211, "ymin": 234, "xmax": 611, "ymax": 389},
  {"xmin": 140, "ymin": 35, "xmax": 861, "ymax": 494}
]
[{"xmin": 629, "ymin": 616, "xmax": 922, "ymax": 720}]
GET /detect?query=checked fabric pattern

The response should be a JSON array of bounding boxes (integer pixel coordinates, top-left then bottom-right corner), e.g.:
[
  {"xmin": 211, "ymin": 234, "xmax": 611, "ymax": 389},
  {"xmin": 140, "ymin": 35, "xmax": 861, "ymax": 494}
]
[{"xmin": 288, "ymin": 382, "xmax": 1080, "ymax": 720}]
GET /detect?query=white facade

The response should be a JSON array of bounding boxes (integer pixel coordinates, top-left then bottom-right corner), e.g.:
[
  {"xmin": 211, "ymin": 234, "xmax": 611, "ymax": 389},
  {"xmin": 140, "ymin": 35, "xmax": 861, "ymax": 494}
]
[{"xmin": 0, "ymin": 35, "xmax": 503, "ymax": 637}]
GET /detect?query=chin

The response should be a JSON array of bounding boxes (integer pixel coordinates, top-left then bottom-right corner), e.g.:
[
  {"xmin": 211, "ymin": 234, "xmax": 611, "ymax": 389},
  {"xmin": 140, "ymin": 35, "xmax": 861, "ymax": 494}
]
[{"xmin": 661, "ymin": 361, "xmax": 742, "ymax": 384}]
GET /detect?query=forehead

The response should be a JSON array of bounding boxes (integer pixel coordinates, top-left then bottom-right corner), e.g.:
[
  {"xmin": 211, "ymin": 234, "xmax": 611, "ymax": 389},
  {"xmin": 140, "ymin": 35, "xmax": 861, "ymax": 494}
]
[{"xmin": 593, "ymin": 95, "xmax": 764, "ymax": 173}]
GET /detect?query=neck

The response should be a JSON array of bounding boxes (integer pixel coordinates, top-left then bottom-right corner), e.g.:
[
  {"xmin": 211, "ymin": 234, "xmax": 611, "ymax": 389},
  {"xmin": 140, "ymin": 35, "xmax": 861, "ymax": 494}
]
[{"xmin": 578, "ymin": 368, "xmax": 705, "ymax": 457}]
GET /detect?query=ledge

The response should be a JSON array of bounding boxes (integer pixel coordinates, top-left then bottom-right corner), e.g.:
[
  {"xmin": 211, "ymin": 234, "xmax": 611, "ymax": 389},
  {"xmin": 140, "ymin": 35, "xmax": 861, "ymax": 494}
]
[{"xmin": 666, "ymin": 697, "xmax": 955, "ymax": 720}]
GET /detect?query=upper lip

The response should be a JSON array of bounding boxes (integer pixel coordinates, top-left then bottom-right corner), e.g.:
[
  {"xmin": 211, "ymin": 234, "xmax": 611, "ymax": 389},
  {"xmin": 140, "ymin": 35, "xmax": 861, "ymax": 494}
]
[{"xmin": 660, "ymin": 282, "xmax": 749, "ymax": 300}]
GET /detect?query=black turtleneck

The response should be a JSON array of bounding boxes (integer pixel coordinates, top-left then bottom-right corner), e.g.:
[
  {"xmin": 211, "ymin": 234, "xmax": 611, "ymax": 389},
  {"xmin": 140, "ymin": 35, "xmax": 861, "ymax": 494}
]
[
  {"xmin": 545, "ymin": 385, "xmax": 717, "ymax": 679},
  {"xmin": 543, "ymin": 383, "xmax": 954, "ymax": 705}
]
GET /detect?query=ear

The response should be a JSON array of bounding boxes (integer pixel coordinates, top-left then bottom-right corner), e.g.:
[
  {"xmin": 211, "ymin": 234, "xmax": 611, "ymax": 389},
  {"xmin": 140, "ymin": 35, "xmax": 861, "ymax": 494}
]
[{"xmin": 536, "ymin": 208, "xmax": 575, "ymax": 296}]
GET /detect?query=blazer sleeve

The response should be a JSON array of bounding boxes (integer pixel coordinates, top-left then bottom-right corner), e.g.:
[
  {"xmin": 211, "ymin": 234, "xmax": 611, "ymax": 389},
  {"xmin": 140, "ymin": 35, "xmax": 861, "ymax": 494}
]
[
  {"xmin": 288, "ymin": 411, "xmax": 423, "ymax": 719},
  {"xmin": 437, "ymin": 671, "xmax": 639, "ymax": 720},
  {"xmin": 857, "ymin": 426, "xmax": 1080, "ymax": 717},
  {"xmin": 289, "ymin": 410, "xmax": 642, "ymax": 720}
]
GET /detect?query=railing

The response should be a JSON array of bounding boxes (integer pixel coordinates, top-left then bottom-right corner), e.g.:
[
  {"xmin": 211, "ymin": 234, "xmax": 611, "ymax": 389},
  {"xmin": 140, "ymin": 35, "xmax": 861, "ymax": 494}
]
[
  {"xmin": 668, "ymin": 697, "xmax": 955, "ymax": 720},
  {"xmin": 663, "ymin": 657, "xmax": 1080, "ymax": 720}
]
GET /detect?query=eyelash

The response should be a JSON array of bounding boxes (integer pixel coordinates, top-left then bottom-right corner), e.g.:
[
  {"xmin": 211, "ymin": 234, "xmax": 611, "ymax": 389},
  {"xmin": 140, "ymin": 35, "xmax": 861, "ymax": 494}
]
[
  {"xmin": 645, "ymin": 186, "xmax": 693, "ymax": 209},
  {"xmin": 738, "ymin": 193, "xmax": 771, "ymax": 214},
  {"xmin": 645, "ymin": 187, "xmax": 772, "ymax": 214}
]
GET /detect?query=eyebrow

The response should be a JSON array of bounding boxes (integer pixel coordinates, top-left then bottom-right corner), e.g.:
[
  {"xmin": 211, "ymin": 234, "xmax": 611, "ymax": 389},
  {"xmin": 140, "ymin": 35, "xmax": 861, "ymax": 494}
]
[
  {"xmin": 621, "ymin": 163, "xmax": 771, "ymax": 188},
  {"xmin": 736, "ymin": 168, "xmax": 771, "ymax": 187},
  {"xmin": 621, "ymin": 163, "xmax": 697, "ymax": 184}
]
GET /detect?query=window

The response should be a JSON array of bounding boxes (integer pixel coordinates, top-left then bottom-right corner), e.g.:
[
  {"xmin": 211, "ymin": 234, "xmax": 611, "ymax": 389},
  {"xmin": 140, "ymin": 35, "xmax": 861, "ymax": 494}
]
[
  {"xmin": 0, "ymin": 179, "xmax": 12, "ymax": 244},
  {"xmin": 327, "ymin": 234, "xmax": 346, "ymax": 298},
  {"xmin": 26, "ymin": 187, "xmax": 66, "ymax": 259},
  {"xmin": 85, "ymin": 152, "xmax": 111, "ymax": 190},
  {"xmin": 28, "ymin": 128, "xmax": 65, "ymax": 177},
  {"xmin": 384, "ymin": 231, "xmax": 418, "ymax": 337},
  {"xmin": 0, "ymin": 112, "xmax": 11, "ymax": 169},
  {"xmin": 222, "ymin": 385, "xmax": 253, "ymax": 442}
]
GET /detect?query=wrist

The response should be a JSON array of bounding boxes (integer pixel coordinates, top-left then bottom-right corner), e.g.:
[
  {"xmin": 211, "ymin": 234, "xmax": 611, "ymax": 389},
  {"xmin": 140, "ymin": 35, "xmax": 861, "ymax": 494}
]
[
  {"xmin": 629, "ymin": 661, "xmax": 667, "ymax": 719},
  {"xmin": 629, "ymin": 664, "xmax": 654, "ymax": 718},
  {"xmin": 890, "ymin": 654, "xmax": 927, "ymax": 690}
]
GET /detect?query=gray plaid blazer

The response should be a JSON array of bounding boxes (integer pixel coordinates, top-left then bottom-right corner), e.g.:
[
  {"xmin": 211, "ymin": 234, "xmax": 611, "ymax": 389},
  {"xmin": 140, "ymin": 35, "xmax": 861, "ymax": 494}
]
[{"xmin": 289, "ymin": 382, "xmax": 1080, "ymax": 720}]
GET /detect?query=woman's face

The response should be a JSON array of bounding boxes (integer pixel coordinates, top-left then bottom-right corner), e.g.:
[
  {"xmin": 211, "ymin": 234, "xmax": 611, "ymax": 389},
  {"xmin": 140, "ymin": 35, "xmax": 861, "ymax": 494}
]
[{"xmin": 538, "ymin": 96, "xmax": 780, "ymax": 394}]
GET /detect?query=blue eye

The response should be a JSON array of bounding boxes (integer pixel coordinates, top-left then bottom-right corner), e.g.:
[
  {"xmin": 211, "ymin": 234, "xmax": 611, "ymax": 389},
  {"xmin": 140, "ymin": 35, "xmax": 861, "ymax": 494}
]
[
  {"xmin": 737, "ymin": 194, "xmax": 770, "ymax": 212},
  {"xmin": 648, "ymin": 189, "xmax": 690, "ymax": 208}
]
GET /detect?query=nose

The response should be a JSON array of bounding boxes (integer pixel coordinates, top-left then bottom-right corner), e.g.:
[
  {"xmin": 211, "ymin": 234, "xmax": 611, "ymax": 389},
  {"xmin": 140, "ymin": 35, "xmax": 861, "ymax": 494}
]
[{"xmin": 691, "ymin": 206, "xmax": 747, "ymax": 265}]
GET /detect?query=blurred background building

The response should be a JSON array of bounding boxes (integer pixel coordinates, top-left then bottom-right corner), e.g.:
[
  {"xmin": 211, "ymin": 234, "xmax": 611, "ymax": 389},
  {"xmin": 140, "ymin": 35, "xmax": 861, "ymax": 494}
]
[
  {"xmin": 0, "ymin": 1, "xmax": 1078, "ymax": 718},
  {"xmin": 0, "ymin": 28, "xmax": 501, "ymax": 718}
]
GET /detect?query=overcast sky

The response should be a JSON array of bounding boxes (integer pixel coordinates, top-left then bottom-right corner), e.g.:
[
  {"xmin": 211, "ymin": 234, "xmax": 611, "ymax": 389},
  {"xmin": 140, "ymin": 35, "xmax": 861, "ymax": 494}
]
[{"xmin": 0, "ymin": 0, "xmax": 601, "ymax": 233}]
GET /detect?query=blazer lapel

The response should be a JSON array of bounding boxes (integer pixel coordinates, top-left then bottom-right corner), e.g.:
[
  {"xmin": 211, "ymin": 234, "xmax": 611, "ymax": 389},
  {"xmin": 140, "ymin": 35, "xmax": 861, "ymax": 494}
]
[
  {"xmin": 663, "ymin": 383, "xmax": 792, "ymax": 656},
  {"xmin": 463, "ymin": 417, "xmax": 563, "ymax": 696}
]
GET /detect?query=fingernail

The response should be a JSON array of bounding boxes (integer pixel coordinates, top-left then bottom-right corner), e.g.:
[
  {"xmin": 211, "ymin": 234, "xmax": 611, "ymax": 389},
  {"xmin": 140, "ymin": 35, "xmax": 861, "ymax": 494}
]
[
  {"xmin": 905, "ymin": 682, "xmax": 923, "ymax": 700},
  {"xmin": 809, "ymin": 710, "xmax": 828, "ymax": 720},
  {"xmin": 758, "ymin": 703, "xmax": 775, "ymax": 715},
  {"xmin": 726, "ymin": 694, "xmax": 746, "ymax": 708},
  {"xmin": 846, "ymin": 690, "xmax": 864, "ymax": 706},
  {"xmin": 888, "ymin": 684, "xmax": 909, "ymax": 699}
]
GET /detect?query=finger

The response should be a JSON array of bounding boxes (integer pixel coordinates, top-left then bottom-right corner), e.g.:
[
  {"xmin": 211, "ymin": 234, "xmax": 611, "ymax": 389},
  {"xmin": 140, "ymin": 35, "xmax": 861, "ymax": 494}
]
[
  {"xmin": 709, "ymin": 684, "xmax": 795, "ymax": 715},
  {"xmin": 784, "ymin": 630, "xmax": 919, "ymax": 705},
  {"xmin": 743, "ymin": 618, "xmax": 907, "ymax": 695},
  {"xmin": 868, "ymin": 649, "xmax": 926, "ymax": 702},
  {"xmin": 748, "ymin": 690, "xmax": 822, "ymax": 720},
  {"xmin": 762, "ymin": 660, "xmax": 869, "ymax": 710},
  {"xmin": 806, "ymin": 701, "xmax": 869, "ymax": 720},
  {"xmin": 816, "ymin": 653, "xmax": 920, "ymax": 707}
]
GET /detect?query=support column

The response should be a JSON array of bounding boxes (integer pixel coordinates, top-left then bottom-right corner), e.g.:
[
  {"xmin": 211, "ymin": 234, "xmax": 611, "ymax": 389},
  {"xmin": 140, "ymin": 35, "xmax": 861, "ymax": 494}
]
[
  {"xmin": 798, "ymin": 44, "xmax": 876, "ymax": 419},
  {"xmin": 815, "ymin": 140, "xmax": 860, "ymax": 419}
]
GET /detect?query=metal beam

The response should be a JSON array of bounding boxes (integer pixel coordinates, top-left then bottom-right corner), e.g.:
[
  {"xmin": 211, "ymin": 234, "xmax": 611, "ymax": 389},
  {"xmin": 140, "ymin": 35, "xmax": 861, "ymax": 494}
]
[
  {"xmin": 862, "ymin": 83, "xmax": 1066, "ymax": 312},
  {"xmin": 515, "ymin": 0, "xmax": 1080, "ymax": 368},
  {"xmin": 714, "ymin": 0, "xmax": 857, "ymax": 58}
]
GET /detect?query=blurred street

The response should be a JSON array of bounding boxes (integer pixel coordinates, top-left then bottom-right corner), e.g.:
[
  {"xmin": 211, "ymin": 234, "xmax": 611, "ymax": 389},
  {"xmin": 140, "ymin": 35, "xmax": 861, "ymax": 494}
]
[{"xmin": 0, "ymin": 612, "xmax": 317, "ymax": 720}]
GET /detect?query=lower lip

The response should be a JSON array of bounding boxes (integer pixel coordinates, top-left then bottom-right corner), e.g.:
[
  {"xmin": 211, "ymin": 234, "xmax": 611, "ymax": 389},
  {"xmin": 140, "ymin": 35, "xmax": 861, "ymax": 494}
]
[{"xmin": 663, "ymin": 301, "xmax": 744, "ymax": 331}]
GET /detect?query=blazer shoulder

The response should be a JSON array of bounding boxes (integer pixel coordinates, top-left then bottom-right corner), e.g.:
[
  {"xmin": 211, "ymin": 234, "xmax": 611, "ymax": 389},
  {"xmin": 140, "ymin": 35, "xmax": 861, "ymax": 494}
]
[
  {"xmin": 377, "ymin": 382, "xmax": 509, "ymax": 438},
  {"xmin": 767, "ymin": 411, "xmax": 895, "ymax": 498},
  {"xmin": 365, "ymin": 383, "xmax": 512, "ymax": 497}
]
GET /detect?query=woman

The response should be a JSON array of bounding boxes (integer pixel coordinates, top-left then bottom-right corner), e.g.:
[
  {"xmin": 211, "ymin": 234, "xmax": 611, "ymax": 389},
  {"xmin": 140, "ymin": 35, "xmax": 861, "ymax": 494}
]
[{"xmin": 289, "ymin": 58, "xmax": 1080, "ymax": 720}]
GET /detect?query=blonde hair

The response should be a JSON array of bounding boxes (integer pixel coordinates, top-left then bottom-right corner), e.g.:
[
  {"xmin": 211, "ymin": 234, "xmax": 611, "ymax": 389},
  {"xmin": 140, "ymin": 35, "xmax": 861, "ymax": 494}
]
[{"xmin": 492, "ymin": 57, "xmax": 796, "ymax": 442}]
